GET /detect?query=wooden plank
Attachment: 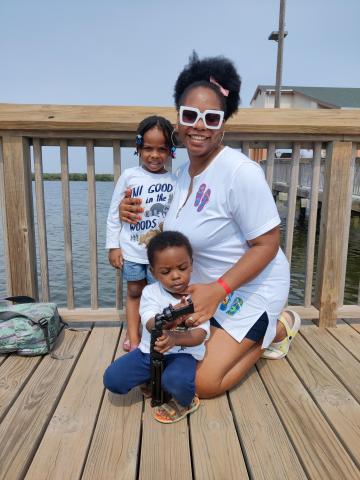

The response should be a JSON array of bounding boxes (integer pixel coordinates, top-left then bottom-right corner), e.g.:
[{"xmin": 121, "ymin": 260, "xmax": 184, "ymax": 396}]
[
  {"xmin": 1, "ymin": 104, "xmax": 360, "ymax": 135},
  {"xmin": 33, "ymin": 138, "xmax": 50, "ymax": 301},
  {"xmin": 139, "ymin": 399, "xmax": 192, "ymax": 479},
  {"xmin": 288, "ymin": 334, "xmax": 360, "ymax": 466},
  {"xmin": 113, "ymin": 140, "xmax": 123, "ymax": 310},
  {"xmin": 1, "ymin": 135, "xmax": 37, "ymax": 298},
  {"xmin": 0, "ymin": 355, "xmax": 41, "ymax": 421},
  {"xmin": 327, "ymin": 319, "xmax": 360, "ymax": 361},
  {"xmin": 0, "ymin": 329, "xmax": 88, "ymax": 480},
  {"xmin": 265, "ymin": 142, "xmax": 276, "ymax": 188},
  {"xmin": 338, "ymin": 144, "xmax": 356, "ymax": 306},
  {"xmin": 190, "ymin": 394, "xmax": 249, "ymax": 479},
  {"xmin": 86, "ymin": 140, "xmax": 98, "ymax": 309},
  {"xmin": 257, "ymin": 358, "xmax": 359, "ymax": 479},
  {"xmin": 300, "ymin": 324, "xmax": 360, "ymax": 402},
  {"xmin": 289, "ymin": 305, "xmax": 319, "ymax": 319},
  {"xmin": 315, "ymin": 141, "xmax": 354, "ymax": 327},
  {"xmin": 5, "ymin": 132, "xmax": 356, "ymax": 145},
  {"xmin": 0, "ymin": 139, "xmax": 10, "ymax": 296},
  {"xmin": 58, "ymin": 307, "xmax": 124, "ymax": 322},
  {"xmin": 25, "ymin": 327, "xmax": 119, "ymax": 480},
  {"xmin": 82, "ymin": 329, "xmax": 142, "ymax": 480},
  {"xmin": 343, "ymin": 318, "xmax": 360, "ymax": 334},
  {"xmin": 0, "ymin": 355, "xmax": 7, "ymax": 367},
  {"xmin": 284, "ymin": 143, "xmax": 300, "ymax": 264},
  {"xmin": 304, "ymin": 142, "xmax": 321, "ymax": 307},
  {"xmin": 337, "ymin": 305, "xmax": 360, "ymax": 318},
  {"xmin": 60, "ymin": 140, "xmax": 74, "ymax": 308},
  {"xmin": 229, "ymin": 367, "xmax": 306, "ymax": 480}
]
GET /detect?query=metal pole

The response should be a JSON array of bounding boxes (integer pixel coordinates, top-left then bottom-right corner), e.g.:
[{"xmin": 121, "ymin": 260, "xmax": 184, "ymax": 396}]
[{"xmin": 275, "ymin": 0, "xmax": 286, "ymax": 108}]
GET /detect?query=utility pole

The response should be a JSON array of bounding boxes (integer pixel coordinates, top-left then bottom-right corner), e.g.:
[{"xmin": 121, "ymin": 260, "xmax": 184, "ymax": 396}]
[
  {"xmin": 269, "ymin": 0, "xmax": 287, "ymax": 108},
  {"xmin": 275, "ymin": 0, "xmax": 286, "ymax": 107}
]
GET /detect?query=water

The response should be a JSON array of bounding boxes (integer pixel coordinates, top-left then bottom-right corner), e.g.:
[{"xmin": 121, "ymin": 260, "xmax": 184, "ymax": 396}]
[{"xmin": 0, "ymin": 181, "xmax": 359, "ymax": 306}]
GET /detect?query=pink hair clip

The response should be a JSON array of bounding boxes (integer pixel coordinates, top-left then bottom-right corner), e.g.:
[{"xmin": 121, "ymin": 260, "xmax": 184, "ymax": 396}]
[{"xmin": 209, "ymin": 76, "xmax": 229, "ymax": 97}]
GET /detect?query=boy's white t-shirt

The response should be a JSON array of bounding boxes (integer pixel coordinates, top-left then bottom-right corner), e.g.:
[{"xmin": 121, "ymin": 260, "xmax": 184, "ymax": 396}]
[
  {"xmin": 106, "ymin": 166, "xmax": 177, "ymax": 263},
  {"xmin": 164, "ymin": 147, "xmax": 290, "ymax": 348},
  {"xmin": 139, "ymin": 282, "xmax": 210, "ymax": 361}
]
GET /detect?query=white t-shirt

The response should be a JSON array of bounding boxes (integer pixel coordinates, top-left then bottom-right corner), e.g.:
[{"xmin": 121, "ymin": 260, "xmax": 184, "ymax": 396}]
[
  {"xmin": 106, "ymin": 166, "xmax": 177, "ymax": 263},
  {"xmin": 139, "ymin": 282, "xmax": 210, "ymax": 360},
  {"xmin": 164, "ymin": 147, "xmax": 290, "ymax": 348}
]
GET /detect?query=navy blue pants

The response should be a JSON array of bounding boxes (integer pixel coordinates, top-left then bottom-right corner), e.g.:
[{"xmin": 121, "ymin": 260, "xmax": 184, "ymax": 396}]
[{"xmin": 103, "ymin": 348, "xmax": 197, "ymax": 406}]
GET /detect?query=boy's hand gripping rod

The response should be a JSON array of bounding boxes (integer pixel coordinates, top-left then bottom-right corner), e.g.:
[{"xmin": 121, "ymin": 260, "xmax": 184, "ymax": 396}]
[{"xmin": 150, "ymin": 299, "xmax": 194, "ymax": 407}]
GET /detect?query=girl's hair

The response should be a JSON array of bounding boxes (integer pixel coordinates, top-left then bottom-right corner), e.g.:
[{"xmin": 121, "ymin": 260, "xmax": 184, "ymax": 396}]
[
  {"xmin": 147, "ymin": 231, "xmax": 193, "ymax": 267},
  {"xmin": 174, "ymin": 51, "xmax": 241, "ymax": 121},
  {"xmin": 135, "ymin": 115, "xmax": 175, "ymax": 157}
]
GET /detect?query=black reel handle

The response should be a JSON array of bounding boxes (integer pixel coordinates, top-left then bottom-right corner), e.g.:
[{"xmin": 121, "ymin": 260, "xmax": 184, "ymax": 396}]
[{"xmin": 154, "ymin": 299, "xmax": 194, "ymax": 330}]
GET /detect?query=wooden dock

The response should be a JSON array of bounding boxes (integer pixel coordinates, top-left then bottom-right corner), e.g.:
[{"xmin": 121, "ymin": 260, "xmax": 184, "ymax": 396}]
[
  {"xmin": 0, "ymin": 319, "xmax": 359, "ymax": 480},
  {"xmin": 1, "ymin": 105, "xmax": 360, "ymax": 478}
]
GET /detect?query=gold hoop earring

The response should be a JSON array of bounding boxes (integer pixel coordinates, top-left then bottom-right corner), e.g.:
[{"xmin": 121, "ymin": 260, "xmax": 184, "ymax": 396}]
[{"xmin": 171, "ymin": 130, "xmax": 184, "ymax": 148}]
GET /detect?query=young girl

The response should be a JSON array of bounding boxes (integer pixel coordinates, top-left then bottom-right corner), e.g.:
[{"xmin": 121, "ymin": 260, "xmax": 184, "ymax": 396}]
[
  {"xmin": 106, "ymin": 116, "xmax": 177, "ymax": 351},
  {"xmin": 103, "ymin": 231, "xmax": 209, "ymax": 423}
]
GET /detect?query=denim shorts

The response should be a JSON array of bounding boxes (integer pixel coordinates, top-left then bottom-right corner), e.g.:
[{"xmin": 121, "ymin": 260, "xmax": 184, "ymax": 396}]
[
  {"xmin": 123, "ymin": 260, "xmax": 155, "ymax": 283},
  {"xmin": 210, "ymin": 312, "xmax": 269, "ymax": 342}
]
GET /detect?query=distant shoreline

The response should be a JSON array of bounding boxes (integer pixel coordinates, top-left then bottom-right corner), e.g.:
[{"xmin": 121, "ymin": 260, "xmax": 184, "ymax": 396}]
[{"xmin": 31, "ymin": 173, "xmax": 114, "ymax": 181}]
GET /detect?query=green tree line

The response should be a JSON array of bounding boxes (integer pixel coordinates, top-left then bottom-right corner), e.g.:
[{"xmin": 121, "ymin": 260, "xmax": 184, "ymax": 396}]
[{"xmin": 31, "ymin": 173, "xmax": 114, "ymax": 181}]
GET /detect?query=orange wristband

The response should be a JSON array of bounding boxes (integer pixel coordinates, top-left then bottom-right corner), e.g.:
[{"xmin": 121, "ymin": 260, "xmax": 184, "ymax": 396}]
[{"xmin": 217, "ymin": 278, "xmax": 232, "ymax": 295}]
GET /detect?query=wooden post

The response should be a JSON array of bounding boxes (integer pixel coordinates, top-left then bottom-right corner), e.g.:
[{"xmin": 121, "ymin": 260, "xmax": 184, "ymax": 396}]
[
  {"xmin": 315, "ymin": 141, "xmax": 353, "ymax": 327},
  {"xmin": 1, "ymin": 136, "xmax": 38, "ymax": 298}
]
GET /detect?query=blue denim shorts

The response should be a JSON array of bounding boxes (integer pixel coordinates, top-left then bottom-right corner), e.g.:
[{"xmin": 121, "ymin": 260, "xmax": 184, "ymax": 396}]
[{"xmin": 123, "ymin": 260, "xmax": 155, "ymax": 283}]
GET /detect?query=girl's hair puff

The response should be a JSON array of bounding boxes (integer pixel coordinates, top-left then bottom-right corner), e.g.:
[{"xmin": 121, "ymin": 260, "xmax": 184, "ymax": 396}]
[{"xmin": 174, "ymin": 52, "xmax": 241, "ymax": 121}]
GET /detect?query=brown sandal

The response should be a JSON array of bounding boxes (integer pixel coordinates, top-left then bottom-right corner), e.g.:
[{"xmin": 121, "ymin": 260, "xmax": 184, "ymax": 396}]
[{"xmin": 153, "ymin": 396, "xmax": 200, "ymax": 424}]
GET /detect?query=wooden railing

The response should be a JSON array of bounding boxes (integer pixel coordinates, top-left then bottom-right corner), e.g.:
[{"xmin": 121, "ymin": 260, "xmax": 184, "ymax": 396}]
[
  {"xmin": 269, "ymin": 157, "xmax": 360, "ymax": 209},
  {"xmin": 0, "ymin": 104, "xmax": 359, "ymax": 327}
]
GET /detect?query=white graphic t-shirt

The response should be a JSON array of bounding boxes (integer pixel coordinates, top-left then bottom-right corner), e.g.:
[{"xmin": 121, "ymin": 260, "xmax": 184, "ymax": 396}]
[
  {"xmin": 164, "ymin": 147, "xmax": 290, "ymax": 348},
  {"xmin": 106, "ymin": 166, "xmax": 177, "ymax": 263},
  {"xmin": 139, "ymin": 282, "xmax": 210, "ymax": 361}
]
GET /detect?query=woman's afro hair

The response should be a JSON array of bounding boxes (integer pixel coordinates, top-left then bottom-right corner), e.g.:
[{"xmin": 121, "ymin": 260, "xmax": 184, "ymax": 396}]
[{"xmin": 174, "ymin": 51, "xmax": 241, "ymax": 120}]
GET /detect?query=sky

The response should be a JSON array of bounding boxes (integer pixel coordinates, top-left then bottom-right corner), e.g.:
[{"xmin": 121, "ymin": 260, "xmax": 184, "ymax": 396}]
[{"xmin": 1, "ymin": 0, "xmax": 359, "ymax": 172}]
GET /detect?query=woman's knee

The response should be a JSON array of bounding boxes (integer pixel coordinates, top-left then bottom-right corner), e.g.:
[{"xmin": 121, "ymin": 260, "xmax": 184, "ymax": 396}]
[{"xmin": 195, "ymin": 375, "xmax": 221, "ymax": 399}]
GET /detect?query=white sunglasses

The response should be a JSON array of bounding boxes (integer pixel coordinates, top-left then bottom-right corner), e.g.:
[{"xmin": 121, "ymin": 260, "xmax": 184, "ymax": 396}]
[{"xmin": 179, "ymin": 106, "xmax": 224, "ymax": 130}]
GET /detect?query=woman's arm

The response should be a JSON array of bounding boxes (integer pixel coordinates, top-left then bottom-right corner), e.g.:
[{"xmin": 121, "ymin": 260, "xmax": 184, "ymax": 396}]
[{"xmin": 187, "ymin": 226, "xmax": 280, "ymax": 326}]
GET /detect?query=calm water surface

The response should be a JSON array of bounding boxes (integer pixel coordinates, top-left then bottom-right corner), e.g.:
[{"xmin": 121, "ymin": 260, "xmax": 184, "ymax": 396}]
[{"xmin": 0, "ymin": 181, "xmax": 359, "ymax": 306}]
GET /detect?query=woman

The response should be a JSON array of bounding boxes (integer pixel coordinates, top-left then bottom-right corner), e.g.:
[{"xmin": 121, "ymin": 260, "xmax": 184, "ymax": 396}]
[{"xmin": 120, "ymin": 53, "xmax": 300, "ymax": 398}]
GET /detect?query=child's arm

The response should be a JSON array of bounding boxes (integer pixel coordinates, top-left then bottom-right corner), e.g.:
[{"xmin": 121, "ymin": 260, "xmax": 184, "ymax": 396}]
[
  {"xmin": 106, "ymin": 172, "xmax": 128, "ymax": 262},
  {"xmin": 108, "ymin": 248, "xmax": 123, "ymax": 269},
  {"xmin": 154, "ymin": 328, "xmax": 207, "ymax": 354}
]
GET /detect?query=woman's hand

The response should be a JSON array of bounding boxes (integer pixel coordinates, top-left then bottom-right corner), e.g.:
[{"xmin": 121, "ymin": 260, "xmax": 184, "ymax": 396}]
[
  {"xmin": 154, "ymin": 331, "xmax": 176, "ymax": 353},
  {"xmin": 186, "ymin": 282, "xmax": 226, "ymax": 327},
  {"xmin": 119, "ymin": 187, "xmax": 144, "ymax": 224},
  {"xmin": 162, "ymin": 296, "xmax": 192, "ymax": 330},
  {"xmin": 108, "ymin": 248, "xmax": 123, "ymax": 269}
]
